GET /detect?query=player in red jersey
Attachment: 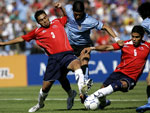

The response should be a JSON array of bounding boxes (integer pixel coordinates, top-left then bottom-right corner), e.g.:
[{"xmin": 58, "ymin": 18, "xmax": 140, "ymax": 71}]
[
  {"xmin": 0, "ymin": 9, "xmax": 87, "ymax": 112},
  {"xmin": 82, "ymin": 25, "xmax": 149, "ymax": 109}
]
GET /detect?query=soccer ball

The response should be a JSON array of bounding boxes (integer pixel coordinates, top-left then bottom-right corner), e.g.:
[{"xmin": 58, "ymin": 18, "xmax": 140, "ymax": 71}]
[{"xmin": 84, "ymin": 94, "xmax": 100, "ymax": 110}]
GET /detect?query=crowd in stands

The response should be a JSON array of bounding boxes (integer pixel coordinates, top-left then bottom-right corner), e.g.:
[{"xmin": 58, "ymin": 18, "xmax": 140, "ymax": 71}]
[{"xmin": 0, "ymin": 0, "xmax": 149, "ymax": 56}]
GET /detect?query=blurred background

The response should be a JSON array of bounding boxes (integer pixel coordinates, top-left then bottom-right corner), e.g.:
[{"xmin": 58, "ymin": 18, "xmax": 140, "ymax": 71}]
[{"xmin": 0, "ymin": 0, "xmax": 149, "ymax": 56}]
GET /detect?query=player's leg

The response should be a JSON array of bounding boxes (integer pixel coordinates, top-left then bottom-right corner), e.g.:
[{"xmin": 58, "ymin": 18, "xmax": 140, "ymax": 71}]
[
  {"xmin": 60, "ymin": 51, "xmax": 87, "ymax": 103},
  {"xmin": 147, "ymin": 74, "xmax": 150, "ymax": 104},
  {"xmin": 58, "ymin": 73, "xmax": 77, "ymax": 110},
  {"xmin": 67, "ymin": 59, "xmax": 86, "ymax": 94},
  {"xmin": 29, "ymin": 55, "xmax": 59, "ymax": 112},
  {"xmin": 89, "ymin": 72, "xmax": 135, "ymax": 109},
  {"xmin": 98, "ymin": 85, "xmax": 111, "ymax": 109},
  {"xmin": 136, "ymin": 72, "xmax": 150, "ymax": 112},
  {"xmin": 78, "ymin": 49, "xmax": 93, "ymax": 103},
  {"xmin": 89, "ymin": 81, "xmax": 126, "ymax": 109},
  {"xmin": 72, "ymin": 45, "xmax": 93, "ymax": 92},
  {"xmin": 80, "ymin": 47, "xmax": 93, "ymax": 89},
  {"xmin": 28, "ymin": 81, "xmax": 54, "ymax": 112}
]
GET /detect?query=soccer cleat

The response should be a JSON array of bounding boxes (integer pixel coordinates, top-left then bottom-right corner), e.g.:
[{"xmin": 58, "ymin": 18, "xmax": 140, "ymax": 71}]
[
  {"xmin": 67, "ymin": 90, "xmax": 77, "ymax": 110},
  {"xmin": 79, "ymin": 93, "xmax": 87, "ymax": 104},
  {"xmin": 136, "ymin": 103, "xmax": 150, "ymax": 113},
  {"xmin": 81, "ymin": 79, "xmax": 93, "ymax": 95},
  {"xmin": 99, "ymin": 100, "xmax": 111, "ymax": 109},
  {"xmin": 28, "ymin": 103, "xmax": 44, "ymax": 112}
]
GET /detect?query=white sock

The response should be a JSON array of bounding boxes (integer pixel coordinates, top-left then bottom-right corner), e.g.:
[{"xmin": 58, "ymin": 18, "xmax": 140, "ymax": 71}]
[
  {"xmin": 38, "ymin": 88, "xmax": 48, "ymax": 106},
  {"xmin": 93, "ymin": 85, "xmax": 114, "ymax": 98},
  {"xmin": 75, "ymin": 69, "xmax": 85, "ymax": 94}
]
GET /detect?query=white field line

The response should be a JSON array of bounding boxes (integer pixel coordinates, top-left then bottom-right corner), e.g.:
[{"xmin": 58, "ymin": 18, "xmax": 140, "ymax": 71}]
[{"xmin": 0, "ymin": 98, "xmax": 147, "ymax": 101}]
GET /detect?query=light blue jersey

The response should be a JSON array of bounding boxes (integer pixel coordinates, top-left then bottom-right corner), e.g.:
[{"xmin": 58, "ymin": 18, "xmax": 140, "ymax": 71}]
[
  {"xmin": 141, "ymin": 18, "xmax": 150, "ymax": 37},
  {"xmin": 65, "ymin": 4, "xmax": 103, "ymax": 45}
]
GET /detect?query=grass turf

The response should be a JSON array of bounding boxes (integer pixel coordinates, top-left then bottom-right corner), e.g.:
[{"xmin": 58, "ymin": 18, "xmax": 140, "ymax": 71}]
[{"xmin": 0, "ymin": 81, "xmax": 149, "ymax": 113}]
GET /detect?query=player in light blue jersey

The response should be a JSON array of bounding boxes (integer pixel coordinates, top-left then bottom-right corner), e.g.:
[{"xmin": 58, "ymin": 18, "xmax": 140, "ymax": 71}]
[
  {"xmin": 136, "ymin": 2, "xmax": 150, "ymax": 113},
  {"xmin": 63, "ymin": 0, "xmax": 120, "ymax": 103}
]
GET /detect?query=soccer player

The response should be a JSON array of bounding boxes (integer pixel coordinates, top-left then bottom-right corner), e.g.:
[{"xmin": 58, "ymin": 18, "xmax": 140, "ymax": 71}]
[
  {"xmin": 60, "ymin": 1, "xmax": 119, "ymax": 102},
  {"xmin": 82, "ymin": 25, "xmax": 149, "ymax": 109},
  {"xmin": 136, "ymin": 2, "xmax": 150, "ymax": 112},
  {"xmin": 0, "ymin": 9, "xmax": 87, "ymax": 112}
]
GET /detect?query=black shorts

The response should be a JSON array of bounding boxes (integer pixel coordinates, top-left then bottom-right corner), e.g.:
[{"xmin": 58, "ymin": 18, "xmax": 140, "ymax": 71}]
[
  {"xmin": 103, "ymin": 72, "xmax": 136, "ymax": 92},
  {"xmin": 43, "ymin": 51, "xmax": 77, "ymax": 81},
  {"xmin": 71, "ymin": 45, "xmax": 92, "ymax": 57}
]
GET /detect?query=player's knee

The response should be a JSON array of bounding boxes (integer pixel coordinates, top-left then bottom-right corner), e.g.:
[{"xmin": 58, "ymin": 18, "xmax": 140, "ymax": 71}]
[
  {"xmin": 68, "ymin": 59, "xmax": 81, "ymax": 71},
  {"xmin": 81, "ymin": 60, "xmax": 89, "ymax": 66},
  {"xmin": 42, "ymin": 87, "xmax": 50, "ymax": 93},
  {"xmin": 121, "ymin": 81, "xmax": 128, "ymax": 88}
]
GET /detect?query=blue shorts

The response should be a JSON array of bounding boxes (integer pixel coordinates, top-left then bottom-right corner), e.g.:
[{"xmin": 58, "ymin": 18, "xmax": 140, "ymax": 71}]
[
  {"xmin": 43, "ymin": 51, "xmax": 77, "ymax": 81},
  {"xmin": 103, "ymin": 72, "xmax": 136, "ymax": 92}
]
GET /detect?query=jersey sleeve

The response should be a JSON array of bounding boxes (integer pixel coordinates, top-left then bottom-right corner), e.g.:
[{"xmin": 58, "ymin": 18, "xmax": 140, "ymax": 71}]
[
  {"xmin": 141, "ymin": 18, "xmax": 150, "ymax": 37},
  {"xmin": 89, "ymin": 16, "xmax": 103, "ymax": 30},
  {"xmin": 57, "ymin": 16, "xmax": 67, "ymax": 26},
  {"xmin": 64, "ymin": 4, "xmax": 72, "ymax": 17},
  {"xmin": 112, "ymin": 43, "xmax": 121, "ymax": 50},
  {"xmin": 21, "ymin": 29, "xmax": 36, "ymax": 42}
]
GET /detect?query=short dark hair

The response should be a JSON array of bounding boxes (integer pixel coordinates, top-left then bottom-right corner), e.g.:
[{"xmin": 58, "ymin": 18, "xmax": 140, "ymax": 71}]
[
  {"xmin": 73, "ymin": 1, "xmax": 84, "ymax": 12},
  {"xmin": 34, "ymin": 10, "xmax": 47, "ymax": 22},
  {"xmin": 137, "ymin": 2, "xmax": 150, "ymax": 19},
  {"xmin": 131, "ymin": 25, "xmax": 145, "ymax": 37}
]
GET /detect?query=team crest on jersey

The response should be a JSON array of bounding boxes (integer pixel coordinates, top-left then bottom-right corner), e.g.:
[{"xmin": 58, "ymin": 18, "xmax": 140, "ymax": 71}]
[
  {"xmin": 42, "ymin": 30, "xmax": 46, "ymax": 33},
  {"xmin": 139, "ymin": 47, "xmax": 144, "ymax": 50},
  {"xmin": 52, "ymin": 25, "xmax": 58, "ymax": 28}
]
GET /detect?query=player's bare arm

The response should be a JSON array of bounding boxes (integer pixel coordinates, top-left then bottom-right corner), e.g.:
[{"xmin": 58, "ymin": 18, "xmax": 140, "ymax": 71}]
[
  {"xmin": 0, "ymin": 36, "xmax": 24, "ymax": 46},
  {"xmin": 54, "ymin": 2, "xmax": 67, "ymax": 16},
  {"xmin": 91, "ymin": 45, "xmax": 114, "ymax": 51},
  {"xmin": 102, "ymin": 24, "xmax": 120, "ymax": 42},
  {"xmin": 81, "ymin": 45, "xmax": 114, "ymax": 55}
]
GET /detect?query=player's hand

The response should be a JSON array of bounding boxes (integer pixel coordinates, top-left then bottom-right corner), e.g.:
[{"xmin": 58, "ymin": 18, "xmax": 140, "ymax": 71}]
[
  {"xmin": 117, "ymin": 40, "xmax": 124, "ymax": 47},
  {"xmin": 54, "ymin": 2, "xmax": 62, "ymax": 9},
  {"xmin": 81, "ymin": 47, "xmax": 91, "ymax": 55}
]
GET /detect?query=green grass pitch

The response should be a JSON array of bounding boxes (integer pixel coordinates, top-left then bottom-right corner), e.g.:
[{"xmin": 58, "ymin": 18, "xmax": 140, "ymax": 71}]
[{"xmin": 0, "ymin": 81, "xmax": 149, "ymax": 113}]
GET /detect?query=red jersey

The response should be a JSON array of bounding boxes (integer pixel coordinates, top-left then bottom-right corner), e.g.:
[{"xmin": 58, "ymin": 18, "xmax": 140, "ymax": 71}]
[
  {"xmin": 112, "ymin": 40, "xmax": 150, "ymax": 81},
  {"xmin": 21, "ymin": 16, "xmax": 73, "ymax": 55}
]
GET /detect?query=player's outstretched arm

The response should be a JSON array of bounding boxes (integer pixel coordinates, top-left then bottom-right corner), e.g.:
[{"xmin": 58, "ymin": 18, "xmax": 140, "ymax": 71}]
[
  {"xmin": 102, "ymin": 24, "xmax": 120, "ymax": 42},
  {"xmin": 91, "ymin": 45, "xmax": 115, "ymax": 51},
  {"xmin": 54, "ymin": 2, "xmax": 67, "ymax": 16},
  {"xmin": 0, "ymin": 36, "xmax": 24, "ymax": 46},
  {"xmin": 81, "ymin": 45, "xmax": 115, "ymax": 54}
]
